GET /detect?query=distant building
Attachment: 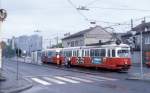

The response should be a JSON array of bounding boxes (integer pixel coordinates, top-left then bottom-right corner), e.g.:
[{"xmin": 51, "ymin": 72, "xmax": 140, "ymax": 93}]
[
  {"xmin": 121, "ymin": 21, "xmax": 150, "ymax": 64},
  {"xmin": 121, "ymin": 21, "xmax": 150, "ymax": 51},
  {"xmin": 9, "ymin": 35, "xmax": 42, "ymax": 55},
  {"xmin": 62, "ymin": 26, "xmax": 115, "ymax": 48}
]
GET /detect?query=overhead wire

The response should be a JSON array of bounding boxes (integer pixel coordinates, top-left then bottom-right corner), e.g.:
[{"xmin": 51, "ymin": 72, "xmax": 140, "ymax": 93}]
[
  {"xmin": 67, "ymin": 0, "xmax": 150, "ymax": 31},
  {"xmin": 67, "ymin": 0, "xmax": 89, "ymax": 21},
  {"xmin": 89, "ymin": 7, "xmax": 150, "ymax": 12},
  {"xmin": 67, "ymin": 0, "xmax": 121, "ymax": 25}
]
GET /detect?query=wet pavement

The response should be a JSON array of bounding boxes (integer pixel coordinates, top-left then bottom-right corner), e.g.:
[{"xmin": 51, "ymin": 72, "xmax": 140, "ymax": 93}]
[{"xmin": 1, "ymin": 58, "xmax": 150, "ymax": 93}]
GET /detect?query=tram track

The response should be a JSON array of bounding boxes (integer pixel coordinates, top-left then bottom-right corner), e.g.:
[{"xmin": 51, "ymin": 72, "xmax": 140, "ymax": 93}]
[{"xmin": 41, "ymin": 63, "xmax": 129, "ymax": 80}]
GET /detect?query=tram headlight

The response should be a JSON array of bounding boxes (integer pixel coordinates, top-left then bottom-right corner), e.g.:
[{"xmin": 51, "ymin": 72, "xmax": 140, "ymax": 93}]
[{"xmin": 56, "ymin": 55, "xmax": 60, "ymax": 58}]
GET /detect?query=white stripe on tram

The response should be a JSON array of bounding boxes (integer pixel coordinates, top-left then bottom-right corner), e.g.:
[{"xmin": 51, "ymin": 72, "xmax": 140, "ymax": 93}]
[
  {"xmin": 43, "ymin": 77, "xmax": 66, "ymax": 84},
  {"xmin": 54, "ymin": 76, "xmax": 80, "ymax": 83},
  {"xmin": 66, "ymin": 76, "xmax": 93, "ymax": 83},
  {"xmin": 31, "ymin": 78, "xmax": 51, "ymax": 85}
]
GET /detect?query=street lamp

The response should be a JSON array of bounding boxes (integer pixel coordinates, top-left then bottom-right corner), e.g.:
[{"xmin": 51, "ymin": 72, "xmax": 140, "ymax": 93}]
[
  {"xmin": 140, "ymin": 31, "xmax": 143, "ymax": 79},
  {"xmin": 0, "ymin": 9, "xmax": 7, "ymax": 81}
]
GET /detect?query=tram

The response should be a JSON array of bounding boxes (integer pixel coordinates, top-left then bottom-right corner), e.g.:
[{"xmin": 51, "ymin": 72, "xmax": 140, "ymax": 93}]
[
  {"xmin": 62, "ymin": 44, "xmax": 132, "ymax": 71},
  {"xmin": 41, "ymin": 48, "xmax": 64, "ymax": 65}
]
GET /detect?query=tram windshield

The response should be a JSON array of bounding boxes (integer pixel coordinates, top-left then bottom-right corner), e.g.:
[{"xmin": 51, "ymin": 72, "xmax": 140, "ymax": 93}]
[{"xmin": 117, "ymin": 49, "xmax": 130, "ymax": 58}]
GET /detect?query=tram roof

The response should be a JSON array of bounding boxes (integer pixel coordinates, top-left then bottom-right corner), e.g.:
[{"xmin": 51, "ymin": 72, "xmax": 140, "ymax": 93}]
[
  {"xmin": 43, "ymin": 48, "xmax": 63, "ymax": 52},
  {"xmin": 100, "ymin": 44, "xmax": 130, "ymax": 48},
  {"xmin": 63, "ymin": 44, "xmax": 130, "ymax": 50}
]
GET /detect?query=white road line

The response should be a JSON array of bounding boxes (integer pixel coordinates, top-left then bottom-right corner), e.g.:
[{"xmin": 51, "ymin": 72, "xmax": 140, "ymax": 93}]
[
  {"xmin": 43, "ymin": 77, "xmax": 66, "ymax": 84},
  {"xmin": 31, "ymin": 78, "xmax": 51, "ymax": 85},
  {"xmin": 54, "ymin": 76, "xmax": 80, "ymax": 83},
  {"xmin": 87, "ymin": 75, "xmax": 117, "ymax": 81},
  {"xmin": 66, "ymin": 76, "xmax": 93, "ymax": 83},
  {"xmin": 83, "ymin": 76, "xmax": 105, "ymax": 81}
]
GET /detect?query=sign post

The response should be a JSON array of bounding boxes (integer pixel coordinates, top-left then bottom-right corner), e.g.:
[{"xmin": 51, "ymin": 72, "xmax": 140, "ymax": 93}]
[{"xmin": 0, "ymin": 9, "xmax": 7, "ymax": 81}]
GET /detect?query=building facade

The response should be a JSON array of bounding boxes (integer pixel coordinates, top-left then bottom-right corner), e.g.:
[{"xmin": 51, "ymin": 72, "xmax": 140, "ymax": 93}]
[
  {"xmin": 10, "ymin": 35, "xmax": 42, "ymax": 55},
  {"xmin": 121, "ymin": 21, "xmax": 150, "ymax": 63},
  {"xmin": 62, "ymin": 26, "xmax": 113, "ymax": 48}
]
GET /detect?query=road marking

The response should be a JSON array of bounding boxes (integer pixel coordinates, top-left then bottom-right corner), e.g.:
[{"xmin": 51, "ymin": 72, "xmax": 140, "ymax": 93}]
[
  {"xmin": 82, "ymin": 76, "xmax": 105, "ymax": 81},
  {"xmin": 54, "ymin": 76, "xmax": 80, "ymax": 83},
  {"xmin": 87, "ymin": 75, "xmax": 117, "ymax": 81},
  {"xmin": 31, "ymin": 78, "xmax": 51, "ymax": 85},
  {"xmin": 43, "ymin": 77, "xmax": 66, "ymax": 84},
  {"xmin": 66, "ymin": 76, "xmax": 93, "ymax": 83}
]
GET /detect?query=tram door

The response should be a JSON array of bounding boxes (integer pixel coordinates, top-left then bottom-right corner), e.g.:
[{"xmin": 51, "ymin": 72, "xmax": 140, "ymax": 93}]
[{"xmin": 77, "ymin": 49, "xmax": 84, "ymax": 64}]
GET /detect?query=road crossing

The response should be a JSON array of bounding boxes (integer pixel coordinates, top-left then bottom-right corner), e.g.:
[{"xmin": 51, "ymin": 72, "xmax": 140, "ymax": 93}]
[{"xmin": 27, "ymin": 75, "xmax": 118, "ymax": 86}]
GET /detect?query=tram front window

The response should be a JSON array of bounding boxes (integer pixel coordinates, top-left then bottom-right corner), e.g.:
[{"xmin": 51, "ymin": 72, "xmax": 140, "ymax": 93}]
[{"xmin": 117, "ymin": 50, "xmax": 130, "ymax": 58}]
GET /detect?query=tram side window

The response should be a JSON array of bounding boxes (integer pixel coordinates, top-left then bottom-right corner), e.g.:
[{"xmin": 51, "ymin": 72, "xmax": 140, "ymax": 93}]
[
  {"xmin": 95, "ymin": 49, "xmax": 100, "ymax": 57},
  {"xmin": 77, "ymin": 50, "xmax": 79, "ymax": 57},
  {"xmin": 107, "ymin": 49, "xmax": 111, "ymax": 57},
  {"xmin": 100, "ymin": 49, "xmax": 106, "ymax": 57},
  {"xmin": 85, "ymin": 50, "xmax": 89, "ymax": 56},
  {"xmin": 82, "ymin": 50, "xmax": 84, "ymax": 57},
  {"xmin": 90, "ymin": 49, "xmax": 94, "ymax": 57},
  {"xmin": 73, "ymin": 50, "xmax": 78, "ymax": 56},
  {"xmin": 64, "ymin": 51, "xmax": 70, "ymax": 57},
  {"xmin": 73, "ymin": 51, "xmax": 75, "ymax": 56},
  {"xmin": 48, "ymin": 51, "xmax": 52, "ymax": 57},
  {"xmin": 112, "ymin": 50, "xmax": 116, "ymax": 57}
]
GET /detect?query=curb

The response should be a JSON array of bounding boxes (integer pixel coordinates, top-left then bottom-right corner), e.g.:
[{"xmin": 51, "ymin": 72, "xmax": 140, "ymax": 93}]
[
  {"xmin": 1, "ymin": 78, "xmax": 33, "ymax": 93},
  {"xmin": 0, "ymin": 76, "xmax": 6, "ymax": 81}
]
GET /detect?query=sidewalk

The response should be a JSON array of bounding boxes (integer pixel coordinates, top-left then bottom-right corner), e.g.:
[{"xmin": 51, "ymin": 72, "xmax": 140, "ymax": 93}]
[
  {"xmin": 10, "ymin": 57, "xmax": 42, "ymax": 65},
  {"xmin": 127, "ymin": 72, "xmax": 150, "ymax": 82},
  {"xmin": 0, "ymin": 66, "xmax": 32, "ymax": 93}
]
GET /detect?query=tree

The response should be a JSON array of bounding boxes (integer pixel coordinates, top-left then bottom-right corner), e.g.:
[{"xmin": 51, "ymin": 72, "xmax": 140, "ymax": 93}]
[
  {"xmin": 51, "ymin": 43, "xmax": 63, "ymax": 48},
  {"xmin": 2, "ymin": 42, "xmax": 15, "ymax": 58}
]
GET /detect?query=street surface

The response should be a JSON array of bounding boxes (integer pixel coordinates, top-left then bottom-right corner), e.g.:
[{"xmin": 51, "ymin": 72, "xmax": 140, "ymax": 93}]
[{"xmin": 3, "ymin": 58, "xmax": 150, "ymax": 93}]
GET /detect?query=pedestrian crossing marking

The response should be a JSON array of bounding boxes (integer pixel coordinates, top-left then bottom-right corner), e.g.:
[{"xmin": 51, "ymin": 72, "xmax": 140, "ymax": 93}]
[
  {"xmin": 65, "ymin": 76, "xmax": 93, "ymax": 83},
  {"xmin": 43, "ymin": 77, "xmax": 66, "ymax": 84},
  {"xmin": 54, "ymin": 76, "xmax": 80, "ymax": 83},
  {"xmin": 82, "ymin": 76, "xmax": 105, "ymax": 82},
  {"xmin": 87, "ymin": 75, "xmax": 117, "ymax": 81},
  {"xmin": 29, "ymin": 75, "xmax": 117, "ymax": 86},
  {"xmin": 31, "ymin": 78, "xmax": 51, "ymax": 85}
]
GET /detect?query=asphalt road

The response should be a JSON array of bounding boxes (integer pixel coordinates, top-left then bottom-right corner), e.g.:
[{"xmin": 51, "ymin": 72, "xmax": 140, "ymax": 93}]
[{"xmin": 3, "ymin": 58, "xmax": 150, "ymax": 93}]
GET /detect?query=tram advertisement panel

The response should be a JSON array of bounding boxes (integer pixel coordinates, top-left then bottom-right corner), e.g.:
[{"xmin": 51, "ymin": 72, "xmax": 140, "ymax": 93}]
[{"xmin": 92, "ymin": 57, "xmax": 102, "ymax": 64}]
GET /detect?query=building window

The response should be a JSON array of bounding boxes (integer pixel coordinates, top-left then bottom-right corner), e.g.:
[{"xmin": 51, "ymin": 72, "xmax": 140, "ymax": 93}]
[
  {"xmin": 75, "ymin": 40, "xmax": 78, "ymax": 46},
  {"xmin": 71, "ymin": 41, "xmax": 75, "ymax": 47},
  {"xmin": 67, "ymin": 42, "xmax": 70, "ymax": 46},
  {"xmin": 145, "ymin": 36, "xmax": 150, "ymax": 44}
]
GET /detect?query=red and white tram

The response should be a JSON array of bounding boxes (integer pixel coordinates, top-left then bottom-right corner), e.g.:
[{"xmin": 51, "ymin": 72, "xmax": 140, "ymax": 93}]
[
  {"xmin": 41, "ymin": 48, "xmax": 64, "ymax": 65},
  {"xmin": 62, "ymin": 44, "xmax": 132, "ymax": 71}
]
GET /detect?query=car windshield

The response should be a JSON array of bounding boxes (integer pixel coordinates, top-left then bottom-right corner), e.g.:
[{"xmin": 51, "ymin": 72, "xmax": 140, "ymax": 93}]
[{"xmin": 117, "ymin": 50, "xmax": 130, "ymax": 58}]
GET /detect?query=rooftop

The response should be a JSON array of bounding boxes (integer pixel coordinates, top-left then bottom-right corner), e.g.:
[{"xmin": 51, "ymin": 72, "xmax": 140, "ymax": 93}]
[{"xmin": 62, "ymin": 26, "xmax": 107, "ymax": 40}]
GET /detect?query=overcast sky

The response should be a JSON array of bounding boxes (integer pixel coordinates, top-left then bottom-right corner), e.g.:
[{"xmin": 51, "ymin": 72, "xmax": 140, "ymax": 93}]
[{"xmin": 1, "ymin": 0, "xmax": 150, "ymax": 41}]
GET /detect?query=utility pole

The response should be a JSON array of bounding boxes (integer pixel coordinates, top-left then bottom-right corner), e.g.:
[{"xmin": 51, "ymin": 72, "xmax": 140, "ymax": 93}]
[
  {"xmin": 131, "ymin": 19, "xmax": 133, "ymax": 30},
  {"xmin": 49, "ymin": 39, "xmax": 52, "ymax": 48},
  {"xmin": 55, "ymin": 33, "xmax": 59, "ymax": 48},
  {"xmin": 140, "ymin": 17, "xmax": 146, "ymax": 79}
]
